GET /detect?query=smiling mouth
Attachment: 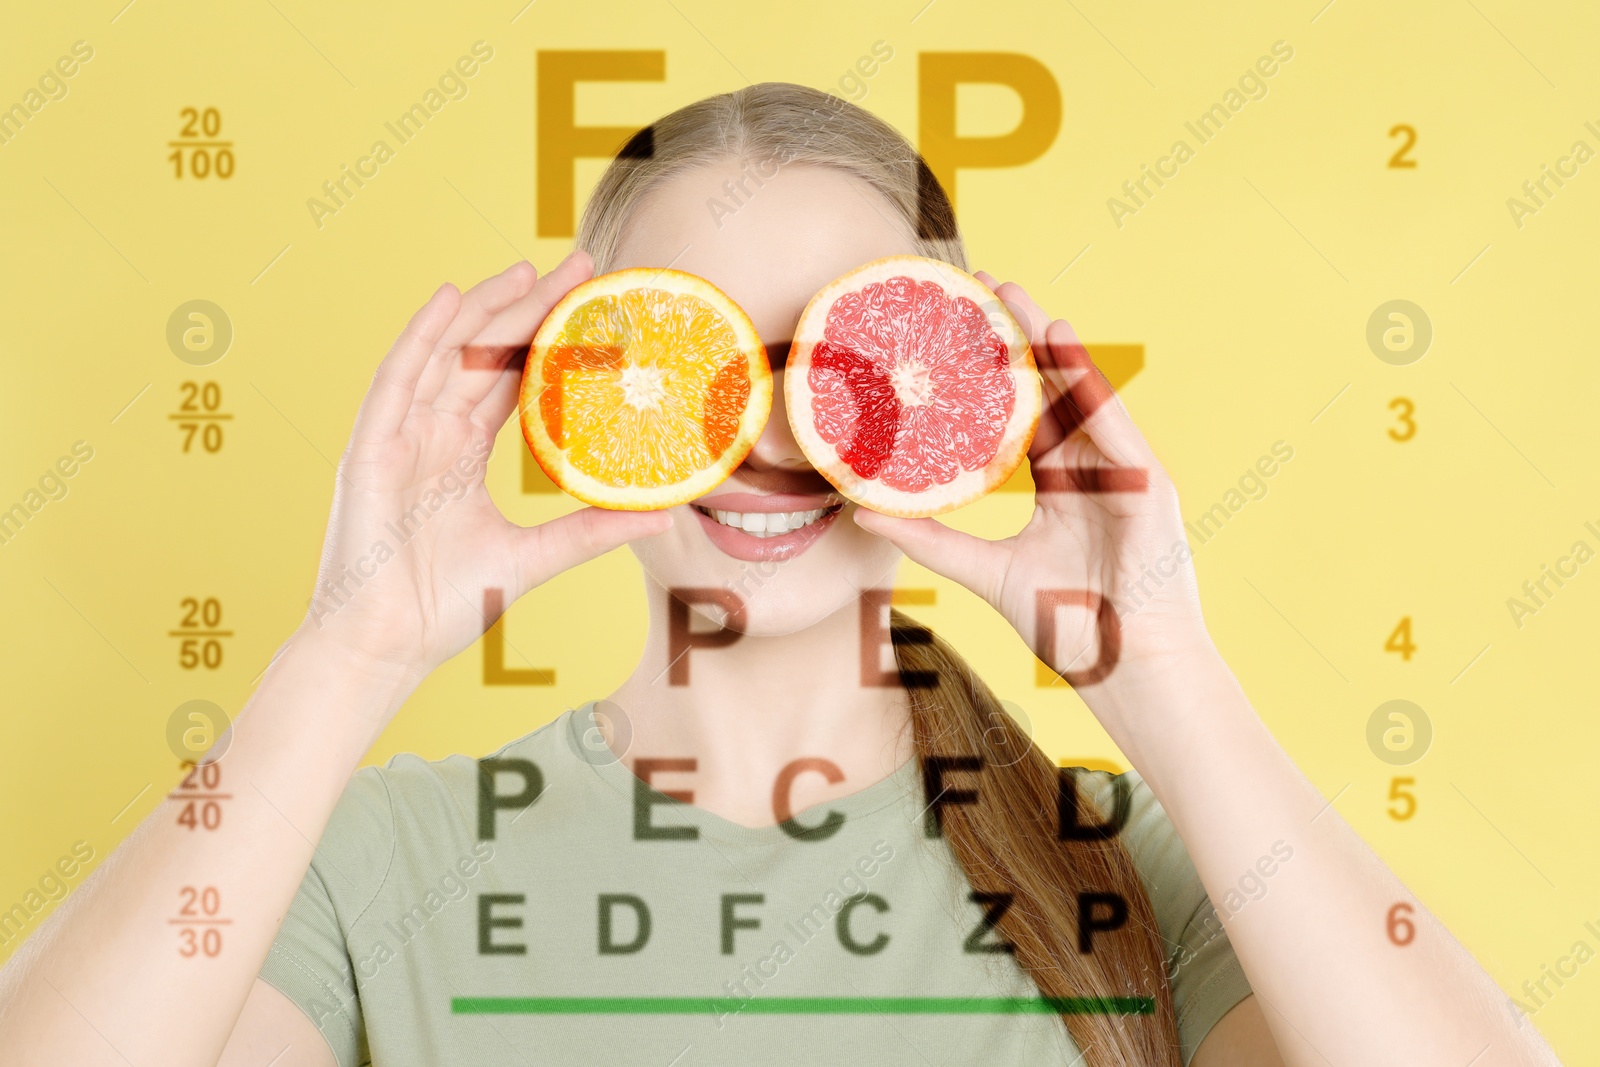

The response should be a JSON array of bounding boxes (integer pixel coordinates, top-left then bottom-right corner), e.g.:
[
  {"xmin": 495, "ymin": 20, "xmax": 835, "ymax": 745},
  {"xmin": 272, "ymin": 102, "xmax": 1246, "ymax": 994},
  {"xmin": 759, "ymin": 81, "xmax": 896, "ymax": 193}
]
[{"xmin": 690, "ymin": 502, "xmax": 846, "ymax": 538}]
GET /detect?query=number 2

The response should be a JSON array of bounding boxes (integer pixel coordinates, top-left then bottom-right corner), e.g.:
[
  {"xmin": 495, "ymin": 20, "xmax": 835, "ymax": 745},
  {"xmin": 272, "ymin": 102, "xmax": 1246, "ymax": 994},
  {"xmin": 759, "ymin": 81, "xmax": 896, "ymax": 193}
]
[
  {"xmin": 1388, "ymin": 125, "xmax": 1417, "ymax": 168},
  {"xmin": 178, "ymin": 108, "xmax": 220, "ymax": 138},
  {"xmin": 178, "ymin": 885, "xmax": 220, "ymax": 916}
]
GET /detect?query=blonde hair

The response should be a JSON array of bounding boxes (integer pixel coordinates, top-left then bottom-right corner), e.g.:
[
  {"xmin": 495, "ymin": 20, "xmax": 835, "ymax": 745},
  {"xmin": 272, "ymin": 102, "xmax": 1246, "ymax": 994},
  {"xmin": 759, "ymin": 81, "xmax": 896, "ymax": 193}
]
[
  {"xmin": 576, "ymin": 81, "xmax": 1183, "ymax": 1067},
  {"xmin": 578, "ymin": 82, "xmax": 964, "ymax": 274}
]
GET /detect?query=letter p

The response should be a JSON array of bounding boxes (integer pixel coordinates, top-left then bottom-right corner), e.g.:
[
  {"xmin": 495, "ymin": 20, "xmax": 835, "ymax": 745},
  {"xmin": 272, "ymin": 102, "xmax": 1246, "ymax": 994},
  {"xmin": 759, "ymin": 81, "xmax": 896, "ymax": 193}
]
[
  {"xmin": 918, "ymin": 53, "xmax": 1061, "ymax": 215},
  {"xmin": 667, "ymin": 588, "xmax": 746, "ymax": 684},
  {"xmin": 477, "ymin": 758, "xmax": 544, "ymax": 840}
]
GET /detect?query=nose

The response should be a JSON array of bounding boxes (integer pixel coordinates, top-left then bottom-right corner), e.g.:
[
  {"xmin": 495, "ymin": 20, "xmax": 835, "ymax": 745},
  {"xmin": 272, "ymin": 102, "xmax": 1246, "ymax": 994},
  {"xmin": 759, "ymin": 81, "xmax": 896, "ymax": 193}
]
[{"xmin": 740, "ymin": 340, "xmax": 811, "ymax": 473}]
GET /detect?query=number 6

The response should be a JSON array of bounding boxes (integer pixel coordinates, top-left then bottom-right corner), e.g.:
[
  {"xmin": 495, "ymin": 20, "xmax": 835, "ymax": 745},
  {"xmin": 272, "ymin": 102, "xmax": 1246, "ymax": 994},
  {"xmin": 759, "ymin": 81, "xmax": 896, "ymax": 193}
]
[{"xmin": 1387, "ymin": 902, "xmax": 1416, "ymax": 945}]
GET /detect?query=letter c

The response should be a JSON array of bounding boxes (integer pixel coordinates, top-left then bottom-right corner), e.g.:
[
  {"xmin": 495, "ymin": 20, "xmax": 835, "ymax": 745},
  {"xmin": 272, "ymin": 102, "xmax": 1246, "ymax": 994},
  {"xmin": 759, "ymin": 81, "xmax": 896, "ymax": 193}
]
[
  {"xmin": 836, "ymin": 893, "xmax": 891, "ymax": 955},
  {"xmin": 1556, "ymin": 554, "xmax": 1579, "ymax": 578},
  {"xmin": 1154, "ymin": 155, "xmax": 1178, "ymax": 178},
  {"xmin": 773, "ymin": 758, "xmax": 846, "ymax": 841},
  {"xmin": 1556, "ymin": 155, "xmax": 1579, "ymax": 179},
  {"xmin": 355, "ymin": 155, "xmax": 379, "ymax": 178}
]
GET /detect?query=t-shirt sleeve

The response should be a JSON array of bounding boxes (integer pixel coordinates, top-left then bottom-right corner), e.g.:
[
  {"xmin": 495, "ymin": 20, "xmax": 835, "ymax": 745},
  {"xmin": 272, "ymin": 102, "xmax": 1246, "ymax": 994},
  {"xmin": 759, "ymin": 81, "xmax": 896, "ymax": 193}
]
[
  {"xmin": 1087, "ymin": 769, "xmax": 1254, "ymax": 1065},
  {"xmin": 257, "ymin": 766, "xmax": 396, "ymax": 1067}
]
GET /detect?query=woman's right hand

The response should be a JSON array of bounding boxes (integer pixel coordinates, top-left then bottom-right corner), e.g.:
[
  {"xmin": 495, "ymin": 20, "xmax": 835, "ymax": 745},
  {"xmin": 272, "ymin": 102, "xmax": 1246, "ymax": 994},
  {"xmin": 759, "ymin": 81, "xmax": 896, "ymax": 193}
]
[{"xmin": 297, "ymin": 250, "xmax": 671, "ymax": 686}]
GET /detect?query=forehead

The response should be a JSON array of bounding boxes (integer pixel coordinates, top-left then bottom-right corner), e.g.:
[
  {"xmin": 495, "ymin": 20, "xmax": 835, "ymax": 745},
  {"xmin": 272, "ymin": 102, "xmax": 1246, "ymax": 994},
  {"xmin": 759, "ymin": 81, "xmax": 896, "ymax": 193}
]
[{"xmin": 608, "ymin": 161, "xmax": 918, "ymax": 343}]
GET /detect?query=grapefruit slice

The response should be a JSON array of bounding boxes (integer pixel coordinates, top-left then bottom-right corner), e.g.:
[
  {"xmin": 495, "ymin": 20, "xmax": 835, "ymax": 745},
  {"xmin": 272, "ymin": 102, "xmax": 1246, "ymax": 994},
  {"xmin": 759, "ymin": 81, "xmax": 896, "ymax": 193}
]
[
  {"xmin": 785, "ymin": 255, "xmax": 1040, "ymax": 518},
  {"xmin": 519, "ymin": 268, "xmax": 772, "ymax": 511}
]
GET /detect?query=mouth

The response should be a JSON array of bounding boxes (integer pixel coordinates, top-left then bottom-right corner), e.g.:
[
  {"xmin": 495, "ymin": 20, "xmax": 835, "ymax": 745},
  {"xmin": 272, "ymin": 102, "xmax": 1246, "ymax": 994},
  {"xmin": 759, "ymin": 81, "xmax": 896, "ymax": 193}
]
[
  {"xmin": 691, "ymin": 502, "xmax": 844, "ymax": 537},
  {"xmin": 689, "ymin": 494, "xmax": 847, "ymax": 562}
]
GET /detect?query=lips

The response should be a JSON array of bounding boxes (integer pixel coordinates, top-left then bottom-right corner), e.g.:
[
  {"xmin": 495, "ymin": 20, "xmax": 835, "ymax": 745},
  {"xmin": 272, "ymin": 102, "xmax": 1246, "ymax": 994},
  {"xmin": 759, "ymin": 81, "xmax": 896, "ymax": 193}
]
[{"xmin": 689, "ymin": 492, "xmax": 845, "ymax": 562}]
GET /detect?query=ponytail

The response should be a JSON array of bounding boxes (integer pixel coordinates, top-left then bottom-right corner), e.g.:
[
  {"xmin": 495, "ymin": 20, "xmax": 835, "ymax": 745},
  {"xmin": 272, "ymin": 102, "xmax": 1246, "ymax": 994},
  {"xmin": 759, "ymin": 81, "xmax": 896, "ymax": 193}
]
[{"xmin": 890, "ymin": 609, "xmax": 1182, "ymax": 1066}]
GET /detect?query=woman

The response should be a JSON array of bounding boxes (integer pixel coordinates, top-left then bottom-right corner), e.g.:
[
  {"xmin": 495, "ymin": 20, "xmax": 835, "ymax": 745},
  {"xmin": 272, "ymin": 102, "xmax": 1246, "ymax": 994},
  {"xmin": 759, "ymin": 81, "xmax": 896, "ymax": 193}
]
[{"xmin": 0, "ymin": 84, "xmax": 1560, "ymax": 1067}]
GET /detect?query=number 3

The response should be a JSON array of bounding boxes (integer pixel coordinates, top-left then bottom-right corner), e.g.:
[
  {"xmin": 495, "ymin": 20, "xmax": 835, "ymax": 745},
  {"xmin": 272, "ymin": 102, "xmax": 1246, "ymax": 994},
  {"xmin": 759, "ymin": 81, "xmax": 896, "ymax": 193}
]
[{"xmin": 1388, "ymin": 397, "xmax": 1416, "ymax": 441}]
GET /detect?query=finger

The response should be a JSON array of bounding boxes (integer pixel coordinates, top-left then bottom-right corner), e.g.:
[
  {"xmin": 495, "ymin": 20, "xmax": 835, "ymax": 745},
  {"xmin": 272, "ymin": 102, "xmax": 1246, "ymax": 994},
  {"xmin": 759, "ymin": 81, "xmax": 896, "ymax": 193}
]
[
  {"xmin": 434, "ymin": 249, "xmax": 596, "ymax": 417},
  {"xmin": 976, "ymin": 278, "xmax": 1079, "ymax": 452},
  {"xmin": 971, "ymin": 273, "xmax": 1045, "ymax": 355},
  {"xmin": 986, "ymin": 283, "xmax": 1060, "ymax": 436},
  {"xmin": 1028, "ymin": 314, "xmax": 1093, "ymax": 455},
  {"xmin": 1034, "ymin": 319, "xmax": 1154, "ymax": 470},
  {"xmin": 353, "ymin": 283, "xmax": 462, "ymax": 443},
  {"xmin": 852, "ymin": 508, "xmax": 1009, "ymax": 607},
  {"xmin": 512, "ymin": 505, "xmax": 673, "ymax": 596},
  {"xmin": 973, "ymin": 275, "xmax": 1156, "ymax": 488},
  {"xmin": 413, "ymin": 259, "xmax": 541, "ymax": 409},
  {"xmin": 468, "ymin": 344, "xmax": 528, "ymax": 441},
  {"xmin": 994, "ymin": 280, "xmax": 1052, "ymax": 343}
]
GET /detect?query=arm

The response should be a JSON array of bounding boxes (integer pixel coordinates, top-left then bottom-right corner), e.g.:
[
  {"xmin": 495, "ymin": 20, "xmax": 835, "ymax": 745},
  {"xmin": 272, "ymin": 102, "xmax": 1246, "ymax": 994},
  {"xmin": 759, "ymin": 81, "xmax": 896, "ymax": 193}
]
[
  {"xmin": 1193, "ymin": 995, "xmax": 1282, "ymax": 1067},
  {"xmin": 1089, "ymin": 637, "xmax": 1553, "ymax": 1066},
  {"xmin": 0, "ymin": 251, "xmax": 670, "ymax": 1067},
  {"xmin": 216, "ymin": 981, "xmax": 336, "ymax": 1067},
  {"xmin": 0, "ymin": 636, "xmax": 409, "ymax": 1067},
  {"xmin": 856, "ymin": 276, "xmax": 1563, "ymax": 1067}
]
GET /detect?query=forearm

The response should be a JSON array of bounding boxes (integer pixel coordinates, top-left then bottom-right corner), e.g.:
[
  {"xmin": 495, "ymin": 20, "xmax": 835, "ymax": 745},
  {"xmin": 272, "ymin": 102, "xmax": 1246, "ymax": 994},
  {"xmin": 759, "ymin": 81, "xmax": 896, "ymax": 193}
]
[
  {"xmin": 1093, "ymin": 645, "xmax": 1560, "ymax": 1067},
  {"xmin": 0, "ymin": 632, "xmax": 415, "ymax": 1067}
]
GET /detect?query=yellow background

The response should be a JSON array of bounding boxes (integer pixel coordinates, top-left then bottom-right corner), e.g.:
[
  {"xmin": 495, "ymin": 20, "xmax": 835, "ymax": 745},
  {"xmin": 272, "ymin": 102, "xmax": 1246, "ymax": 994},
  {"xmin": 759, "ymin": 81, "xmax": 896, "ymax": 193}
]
[{"xmin": 3, "ymin": 0, "xmax": 1598, "ymax": 1058}]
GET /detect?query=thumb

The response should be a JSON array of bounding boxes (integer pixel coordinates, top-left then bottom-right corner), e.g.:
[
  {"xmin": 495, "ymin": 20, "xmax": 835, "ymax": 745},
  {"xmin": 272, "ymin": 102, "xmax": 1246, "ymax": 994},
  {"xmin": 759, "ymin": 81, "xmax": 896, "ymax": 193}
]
[
  {"xmin": 513, "ymin": 506, "xmax": 673, "ymax": 597},
  {"xmin": 852, "ymin": 508, "xmax": 1007, "ymax": 606}
]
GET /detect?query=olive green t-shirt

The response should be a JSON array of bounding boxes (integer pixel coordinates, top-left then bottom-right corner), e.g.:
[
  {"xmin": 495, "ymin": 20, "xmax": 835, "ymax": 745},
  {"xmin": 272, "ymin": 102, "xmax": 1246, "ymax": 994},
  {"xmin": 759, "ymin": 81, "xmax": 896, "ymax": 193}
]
[{"xmin": 258, "ymin": 703, "xmax": 1252, "ymax": 1065}]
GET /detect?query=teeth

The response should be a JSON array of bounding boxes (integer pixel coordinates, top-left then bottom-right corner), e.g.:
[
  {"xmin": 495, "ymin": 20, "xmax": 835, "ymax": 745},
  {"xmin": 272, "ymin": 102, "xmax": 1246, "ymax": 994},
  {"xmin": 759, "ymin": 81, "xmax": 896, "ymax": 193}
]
[{"xmin": 696, "ymin": 505, "xmax": 835, "ymax": 538}]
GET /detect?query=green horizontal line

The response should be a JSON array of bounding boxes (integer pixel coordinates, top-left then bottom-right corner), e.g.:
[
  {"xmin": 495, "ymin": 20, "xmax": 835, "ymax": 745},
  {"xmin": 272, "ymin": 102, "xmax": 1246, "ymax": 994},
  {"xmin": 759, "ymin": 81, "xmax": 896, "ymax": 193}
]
[{"xmin": 452, "ymin": 996, "xmax": 1154, "ymax": 1016}]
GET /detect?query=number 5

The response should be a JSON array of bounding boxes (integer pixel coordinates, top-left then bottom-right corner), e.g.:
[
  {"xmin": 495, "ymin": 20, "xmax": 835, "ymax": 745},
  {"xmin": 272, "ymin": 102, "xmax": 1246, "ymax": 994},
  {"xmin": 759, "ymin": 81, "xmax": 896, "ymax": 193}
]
[{"xmin": 1387, "ymin": 776, "xmax": 1416, "ymax": 820}]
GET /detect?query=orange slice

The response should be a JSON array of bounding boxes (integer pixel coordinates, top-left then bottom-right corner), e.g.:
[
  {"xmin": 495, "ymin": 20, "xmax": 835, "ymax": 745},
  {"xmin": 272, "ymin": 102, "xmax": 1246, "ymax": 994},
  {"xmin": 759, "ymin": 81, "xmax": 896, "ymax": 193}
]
[
  {"xmin": 519, "ymin": 268, "xmax": 772, "ymax": 510},
  {"xmin": 786, "ymin": 255, "xmax": 1041, "ymax": 518}
]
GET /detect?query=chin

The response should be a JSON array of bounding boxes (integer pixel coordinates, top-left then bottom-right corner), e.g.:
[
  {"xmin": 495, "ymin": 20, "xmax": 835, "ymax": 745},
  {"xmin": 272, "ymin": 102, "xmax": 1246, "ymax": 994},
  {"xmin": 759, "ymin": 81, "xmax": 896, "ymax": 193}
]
[{"xmin": 631, "ymin": 502, "xmax": 902, "ymax": 637}]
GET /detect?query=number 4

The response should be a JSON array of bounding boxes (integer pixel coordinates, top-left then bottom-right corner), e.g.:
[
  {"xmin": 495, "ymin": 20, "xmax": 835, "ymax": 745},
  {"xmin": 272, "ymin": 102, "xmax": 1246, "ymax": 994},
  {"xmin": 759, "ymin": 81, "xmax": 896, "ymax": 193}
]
[
  {"xmin": 1385, "ymin": 616, "xmax": 1415, "ymax": 660},
  {"xmin": 1387, "ymin": 776, "xmax": 1416, "ymax": 820}
]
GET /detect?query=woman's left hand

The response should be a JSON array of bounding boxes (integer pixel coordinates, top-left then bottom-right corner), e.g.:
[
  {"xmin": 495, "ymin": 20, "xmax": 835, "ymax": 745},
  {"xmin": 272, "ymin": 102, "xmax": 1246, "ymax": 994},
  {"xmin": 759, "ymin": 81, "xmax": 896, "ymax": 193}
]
[
  {"xmin": 860, "ymin": 277, "xmax": 1570, "ymax": 1067},
  {"xmin": 853, "ymin": 273, "xmax": 1214, "ymax": 708}
]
